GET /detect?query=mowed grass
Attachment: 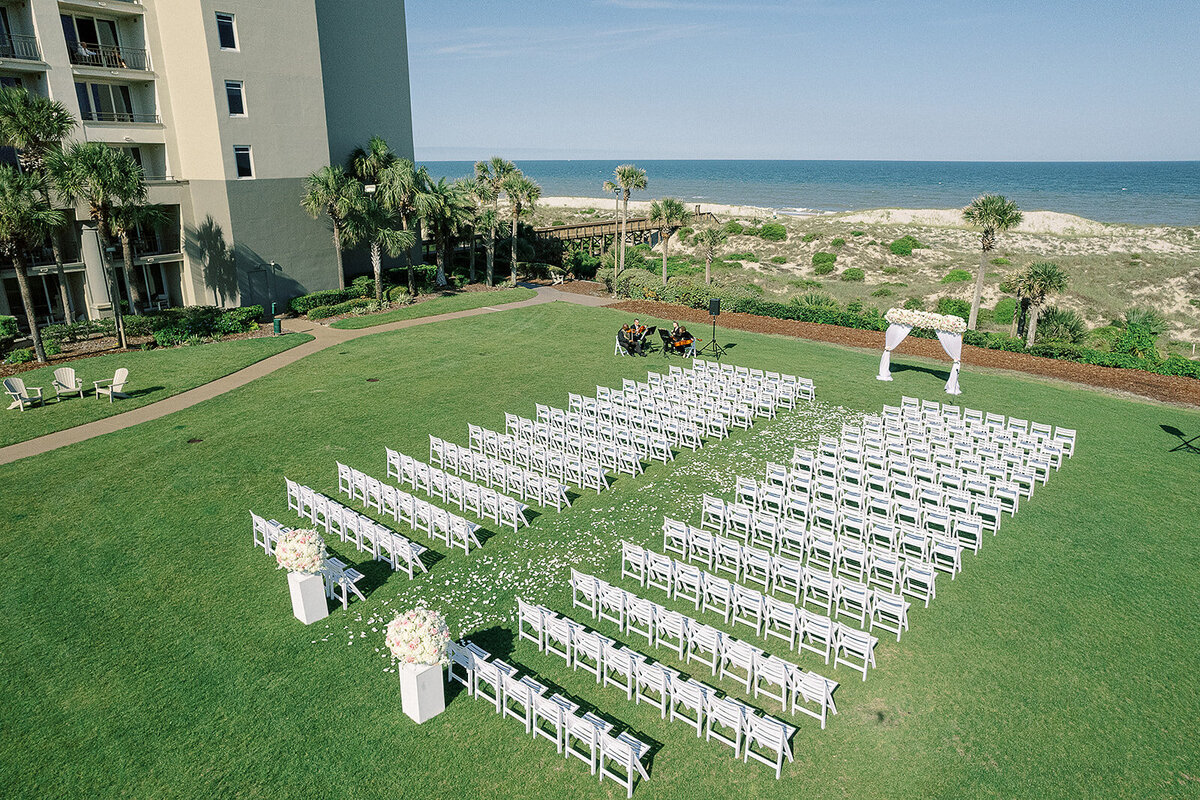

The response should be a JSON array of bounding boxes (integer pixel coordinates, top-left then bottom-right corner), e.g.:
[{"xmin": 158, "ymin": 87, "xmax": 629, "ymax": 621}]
[
  {"xmin": 329, "ymin": 287, "xmax": 537, "ymax": 329},
  {"xmin": 0, "ymin": 333, "xmax": 312, "ymax": 448},
  {"xmin": 1, "ymin": 301, "xmax": 1198, "ymax": 799}
]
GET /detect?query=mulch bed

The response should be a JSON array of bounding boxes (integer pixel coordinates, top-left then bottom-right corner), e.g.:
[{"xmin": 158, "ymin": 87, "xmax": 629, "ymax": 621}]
[
  {"xmin": 611, "ymin": 299, "xmax": 1200, "ymax": 408},
  {"xmin": 548, "ymin": 280, "xmax": 611, "ymax": 299}
]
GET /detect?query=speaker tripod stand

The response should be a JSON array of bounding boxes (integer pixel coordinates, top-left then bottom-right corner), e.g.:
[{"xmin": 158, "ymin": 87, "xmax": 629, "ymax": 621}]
[{"xmin": 696, "ymin": 315, "xmax": 728, "ymax": 358}]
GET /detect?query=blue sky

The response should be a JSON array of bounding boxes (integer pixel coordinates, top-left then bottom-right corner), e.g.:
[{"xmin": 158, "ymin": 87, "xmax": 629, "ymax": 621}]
[{"xmin": 405, "ymin": 1, "xmax": 1199, "ymax": 161}]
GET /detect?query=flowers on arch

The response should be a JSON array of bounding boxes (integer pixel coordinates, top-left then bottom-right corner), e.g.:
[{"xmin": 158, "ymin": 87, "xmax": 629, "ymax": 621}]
[
  {"xmin": 386, "ymin": 608, "xmax": 452, "ymax": 666},
  {"xmin": 885, "ymin": 307, "xmax": 968, "ymax": 335},
  {"xmin": 275, "ymin": 528, "xmax": 327, "ymax": 575}
]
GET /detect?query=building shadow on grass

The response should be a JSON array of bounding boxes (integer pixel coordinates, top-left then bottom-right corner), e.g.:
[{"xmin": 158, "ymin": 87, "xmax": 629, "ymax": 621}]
[{"xmin": 1160, "ymin": 424, "xmax": 1200, "ymax": 454}]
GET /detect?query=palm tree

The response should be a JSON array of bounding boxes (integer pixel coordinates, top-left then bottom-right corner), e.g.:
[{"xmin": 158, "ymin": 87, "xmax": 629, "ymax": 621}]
[
  {"xmin": 109, "ymin": 201, "xmax": 169, "ymax": 314},
  {"xmin": 343, "ymin": 195, "xmax": 414, "ymax": 303},
  {"xmin": 474, "ymin": 157, "xmax": 516, "ymax": 286},
  {"xmin": 421, "ymin": 178, "xmax": 474, "ymax": 287},
  {"xmin": 693, "ymin": 226, "xmax": 727, "ymax": 285},
  {"xmin": 0, "ymin": 87, "xmax": 76, "ymax": 320},
  {"xmin": 648, "ymin": 197, "xmax": 692, "ymax": 287},
  {"xmin": 301, "ymin": 165, "xmax": 361, "ymax": 290},
  {"xmin": 375, "ymin": 158, "xmax": 432, "ymax": 296},
  {"xmin": 1019, "ymin": 261, "xmax": 1069, "ymax": 346},
  {"xmin": 601, "ymin": 179, "xmax": 620, "ymax": 253},
  {"xmin": 612, "ymin": 164, "xmax": 647, "ymax": 281},
  {"xmin": 962, "ymin": 194, "xmax": 1023, "ymax": 330},
  {"xmin": 347, "ymin": 135, "xmax": 396, "ymax": 186},
  {"xmin": 0, "ymin": 166, "xmax": 65, "ymax": 363},
  {"xmin": 466, "ymin": 178, "xmax": 495, "ymax": 284},
  {"xmin": 49, "ymin": 142, "xmax": 146, "ymax": 349},
  {"xmin": 501, "ymin": 173, "xmax": 540, "ymax": 286}
]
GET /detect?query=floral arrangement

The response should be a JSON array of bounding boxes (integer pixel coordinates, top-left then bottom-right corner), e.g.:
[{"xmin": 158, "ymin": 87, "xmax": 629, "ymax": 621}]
[
  {"xmin": 885, "ymin": 307, "xmax": 968, "ymax": 334},
  {"xmin": 386, "ymin": 608, "xmax": 451, "ymax": 666},
  {"xmin": 274, "ymin": 528, "xmax": 327, "ymax": 575}
]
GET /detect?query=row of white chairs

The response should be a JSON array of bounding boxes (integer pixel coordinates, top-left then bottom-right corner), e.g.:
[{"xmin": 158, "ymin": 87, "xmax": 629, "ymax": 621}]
[
  {"xmin": 518, "ymin": 600, "xmax": 797, "ymax": 779},
  {"xmin": 578, "ymin": 386, "xmax": 763, "ymax": 429},
  {"xmin": 282, "ymin": 481, "xmax": 430, "ymax": 577},
  {"xmin": 381, "ymin": 450, "xmax": 530, "ymax": 531},
  {"xmin": 427, "ymin": 435, "xmax": 572, "ymax": 509},
  {"xmin": 513, "ymin": 409, "xmax": 706, "ymax": 455},
  {"xmin": 466, "ymin": 424, "xmax": 617, "ymax": 492},
  {"xmin": 657, "ymin": 361, "xmax": 814, "ymax": 404},
  {"xmin": 616, "ymin": 544, "xmax": 886, "ymax": 678},
  {"xmin": 890, "ymin": 396, "xmax": 1076, "ymax": 453},
  {"xmin": 496, "ymin": 416, "xmax": 668, "ymax": 465},
  {"xmin": 661, "ymin": 519, "xmax": 938, "ymax": 609},
  {"xmin": 445, "ymin": 640, "xmax": 652, "ymax": 797},
  {"xmin": 841, "ymin": 421, "xmax": 1069, "ymax": 468},
  {"xmin": 327, "ymin": 466, "xmax": 485, "ymax": 554},
  {"xmin": 567, "ymin": 571, "xmax": 842, "ymax": 718},
  {"xmin": 250, "ymin": 512, "xmax": 368, "ymax": 606}
]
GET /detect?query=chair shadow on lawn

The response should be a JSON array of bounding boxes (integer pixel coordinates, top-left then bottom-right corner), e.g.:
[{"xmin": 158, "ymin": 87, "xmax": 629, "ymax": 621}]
[
  {"xmin": 445, "ymin": 625, "xmax": 516, "ymax": 705},
  {"xmin": 50, "ymin": 386, "xmax": 163, "ymax": 404},
  {"xmin": 891, "ymin": 362, "xmax": 951, "ymax": 381},
  {"xmin": 1160, "ymin": 424, "xmax": 1200, "ymax": 454}
]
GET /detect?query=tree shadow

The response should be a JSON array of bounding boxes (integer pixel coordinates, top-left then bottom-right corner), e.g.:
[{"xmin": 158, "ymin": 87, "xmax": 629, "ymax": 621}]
[
  {"xmin": 1160, "ymin": 424, "xmax": 1200, "ymax": 454},
  {"xmin": 184, "ymin": 216, "xmax": 239, "ymax": 307},
  {"xmin": 891, "ymin": 362, "xmax": 951, "ymax": 381}
]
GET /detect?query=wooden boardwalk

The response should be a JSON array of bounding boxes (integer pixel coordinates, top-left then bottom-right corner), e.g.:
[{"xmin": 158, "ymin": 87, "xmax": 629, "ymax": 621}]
[{"xmin": 534, "ymin": 211, "xmax": 720, "ymax": 253}]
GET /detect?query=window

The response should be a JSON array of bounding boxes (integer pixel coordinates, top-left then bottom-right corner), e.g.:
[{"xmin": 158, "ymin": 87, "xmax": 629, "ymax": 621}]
[
  {"xmin": 233, "ymin": 145, "xmax": 253, "ymax": 178},
  {"xmin": 74, "ymin": 81, "xmax": 136, "ymax": 122},
  {"xmin": 225, "ymin": 80, "xmax": 245, "ymax": 116},
  {"xmin": 216, "ymin": 12, "xmax": 237, "ymax": 50}
]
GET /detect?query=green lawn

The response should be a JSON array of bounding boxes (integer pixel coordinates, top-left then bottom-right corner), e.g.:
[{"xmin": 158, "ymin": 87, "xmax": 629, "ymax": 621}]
[
  {"xmin": 329, "ymin": 287, "xmax": 538, "ymax": 329},
  {"xmin": 1, "ymin": 302, "xmax": 1197, "ymax": 799},
  {"xmin": 0, "ymin": 333, "xmax": 311, "ymax": 448}
]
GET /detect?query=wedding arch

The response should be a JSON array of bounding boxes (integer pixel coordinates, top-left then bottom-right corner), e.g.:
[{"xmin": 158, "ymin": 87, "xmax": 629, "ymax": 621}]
[{"xmin": 876, "ymin": 308, "xmax": 966, "ymax": 395}]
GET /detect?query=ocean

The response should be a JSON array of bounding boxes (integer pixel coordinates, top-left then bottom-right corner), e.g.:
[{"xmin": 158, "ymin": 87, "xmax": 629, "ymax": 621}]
[{"xmin": 419, "ymin": 160, "xmax": 1200, "ymax": 227}]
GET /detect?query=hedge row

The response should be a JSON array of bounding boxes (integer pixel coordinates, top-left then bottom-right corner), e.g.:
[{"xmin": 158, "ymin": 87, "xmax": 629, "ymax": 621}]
[
  {"xmin": 0, "ymin": 315, "xmax": 16, "ymax": 345},
  {"xmin": 602, "ymin": 267, "xmax": 1200, "ymax": 382},
  {"xmin": 308, "ymin": 297, "xmax": 374, "ymax": 320}
]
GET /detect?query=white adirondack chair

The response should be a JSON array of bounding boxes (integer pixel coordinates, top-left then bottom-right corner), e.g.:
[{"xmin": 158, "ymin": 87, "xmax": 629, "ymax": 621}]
[
  {"xmin": 94, "ymin": 368, "xmax": 129, "ymax": 403},
  {"xmin": 4, "ymin": 377, "xmax": 43, "ymax": 411},
  {"xmin": 53, "ymin": 367, "xmax": 84, "ymax": 399}
]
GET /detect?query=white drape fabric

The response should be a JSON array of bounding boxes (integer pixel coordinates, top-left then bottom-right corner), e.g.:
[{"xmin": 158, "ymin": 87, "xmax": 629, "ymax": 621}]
[
  {"xmin": 877, "ymin": 324, "xmax": 965, "ymax": 394},
  {"xmin": 876, "ymin": 323, "xmax": 913, "ymax": 381},
  {"xmin": 936, "ymin": 330, "xmax": 964, "ymax": 395}
]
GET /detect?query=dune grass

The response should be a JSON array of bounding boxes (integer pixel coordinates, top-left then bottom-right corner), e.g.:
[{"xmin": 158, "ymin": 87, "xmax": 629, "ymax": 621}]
[
  {"xmin": 0, "ymin": 333, "xmax": 311, "ymax": 448},
  {"xmin": 1, "ymin": 301, "xmax": 1197, "ymax": 799},
  {"xmin": 329, "ymin": 287, "xmax": 537, "ymax": 329}
]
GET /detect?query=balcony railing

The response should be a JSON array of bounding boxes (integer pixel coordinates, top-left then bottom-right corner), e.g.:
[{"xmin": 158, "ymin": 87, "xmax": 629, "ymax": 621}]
[
  {"xmin": 67, "ymin": 43, "xmax": 149, "ymax": 71},
  {"xmin": 81, "ymin": 110, "xmax": 160, "ymax": 124},
  {"xmin": 110, "ymin": 233, "xmax": 181, "ymax": 261},
  {"xmin": 0, "ymin": 34, "xmax": 41, "ymax": 61}
]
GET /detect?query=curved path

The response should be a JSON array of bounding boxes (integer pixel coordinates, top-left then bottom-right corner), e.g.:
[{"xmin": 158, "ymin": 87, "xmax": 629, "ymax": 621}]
[{"xmin": 0, "ymin": 285, "xmax": 614, "ymax": 465}]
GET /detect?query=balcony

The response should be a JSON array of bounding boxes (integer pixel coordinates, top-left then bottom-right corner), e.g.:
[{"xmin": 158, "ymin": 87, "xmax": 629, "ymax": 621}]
[
  {"xmin": 80, "ymin": 110, "xmax": 159, "ymax": 124},
  {"xmin": 0, "ymin": 34, "xmax": 41, "ymax": 62},
  {"xmin": 67, "ymin": 43, "xmax": 148, "ymax": 71}
]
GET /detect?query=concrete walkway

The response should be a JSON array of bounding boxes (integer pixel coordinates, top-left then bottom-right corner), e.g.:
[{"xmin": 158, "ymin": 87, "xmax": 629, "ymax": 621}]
[{"xmin": 0, "ymin": 285, "xmax": 614, "ymax": 465}]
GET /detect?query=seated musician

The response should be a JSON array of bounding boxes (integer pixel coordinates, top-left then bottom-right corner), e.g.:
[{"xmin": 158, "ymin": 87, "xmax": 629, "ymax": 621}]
[
  {"xmin": 631, "ymin": 319, "xmax": 648, "ymax": 355},
  {"xmin": 672, "ymin": 324, "xmax": 696, "ymax": 354},
  {"xmin": 618, "ymin": 324, "xmax": 638, "ymax": 355}
]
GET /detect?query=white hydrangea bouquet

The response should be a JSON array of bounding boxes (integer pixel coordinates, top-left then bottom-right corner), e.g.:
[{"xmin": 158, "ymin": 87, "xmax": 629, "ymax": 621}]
[
  {"xmin": 274, "ymin": 528, "xmax": 327, "ymax": 575},
  {"xmin": 886, "ymin": 307, "xmax": 968, "ymax": 335},
  {"xmin": 386, "ymin": 608, "xmax": 451, "ymax": 666}
]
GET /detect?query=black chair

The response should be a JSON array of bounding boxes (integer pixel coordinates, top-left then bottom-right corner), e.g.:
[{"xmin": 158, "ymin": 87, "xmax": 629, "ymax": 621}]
[{"xmin": 658, "ymin": 329, "xmax": 677, "ymax": 357}]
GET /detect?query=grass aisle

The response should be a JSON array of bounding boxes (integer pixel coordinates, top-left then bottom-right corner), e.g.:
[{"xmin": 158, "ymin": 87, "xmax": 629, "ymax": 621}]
[
  {"xmin": 0, "ymin": 333, "xmax": 312, "ymax": 448},
  {"xmin": 329, "ymin": 287, "xmax": 537, "ymax": 329},
  {"xmin": 1, "ymin": 302, "xmax": 1197, "ymax": 799}
]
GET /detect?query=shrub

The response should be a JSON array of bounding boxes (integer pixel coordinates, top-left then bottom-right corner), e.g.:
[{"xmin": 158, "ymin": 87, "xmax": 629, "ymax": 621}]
[
  {"xmin": 386, "ymin": 285, "xmax": 412, "ymax": 303},
  {"xmin": 565, "ymin": 249, "xmax": 602, "ymax": 280},
  {"xmin": 812, "ymin": 251, "xmax": 837, "ymax": 267},
  {"xmin": 813, "ymin": 262, "xmax": 836, "ymax": 276},
  {"xmin": 993, "ymin": 297, "xmax": 1017, "ymax": 325},
  {"xmin": 792, "ymin": 292, "xmax": 839, "ymax": 312},
  {"xmin": 44, "ymin": 340, "xmax": 61, "ymax": 356},
  {"xmin": 936, "ymin": 297, "xmax": 971, "ymax": 321},
  {"xmin": 1035, "ymin": 307, "xmax": 1088, "ymax": 345},
  {"xmin": 308, "ymin": 297, "xmax": 374, "ymax": 320},
  {"xmin": 757, "ymin": 222, "xmax": 787, "ymax": 241},
  {"xmin": 787, "ymin": 278, "xmax": 821, "ymax": 290},
  {"xmin": 1086, "ymin": 325, "xmax": 1122, "ymax": 352},
  {"xmin": 723, "ymin": 221, "xmax": 745, "ymax": 236},
  {"xmin": 831, "ymin": 238, "xmax": 846, "ymax": 248},
  {"xmin": 582, "ymin": 208, "xmax": 595, "ymax": 214},
  {"xmin": 216, "ymin": 305, "xmax": 264, "ymax": 335},
  {"xmin": 840, "ymin": 268, "xmax": 865, "ymax": 282},
  {"xmin": 903, "ymin": 297, "xmax": 924, "ymax": 310},
  {"xmin": 769, "ymin": 255, "xmax": 787, "ymax": 264},
  {"xmin": 1122, "ymin": 307, "xmax": 1168, "ymax": 337},
  {"xmin": 851, "ymin": 231, "xmax": 866, "ymax": 237},
  {"xmin": 882, "ymin": 266, "xmax": 899, "ymax": 275},
  {"xmin": 889, "ymin": 236, "xmax": 926, "ymax": 256},
  {"xmin": 871, "ymin": 287, "xmax": 894, "ymax": 297},
  {"xmin": 1159, "ymin": 354, "xmax": 1200, "ymax": 379},
  {"xmin": 728, "ymin": 252, "xmax": 759, "ymax": 262},
  {"xmin": 0, "ymin": 315, "xmax": 16, "ymax": 348},
  {"xmin": 4, "ymin": 347, "xmax": 34, "ymax": 364},
  {"xmin": 801, "ymin": 233, "xmax": 819, "ymax": 243},
  {"xmin": 941, "ymin": 269, "xmax": 972, "ymax": 283},
  {"xmin": 990, "ymin": 257, "xmax": 1011, "ymax": 266},
  {"xmin": 153, "ymin": 326, "xmax": 187, "ymax": 348},
  {"xmin": 551, "ymin": 219, "xmax": 564, "ymax": 227},
  {"xmin": 289, "ymin": 285, "xmax": 369, "ymax": 315},
  {"xmin": 1113, "ymin": 323, "xmax": 1161, "ymax": 361}
]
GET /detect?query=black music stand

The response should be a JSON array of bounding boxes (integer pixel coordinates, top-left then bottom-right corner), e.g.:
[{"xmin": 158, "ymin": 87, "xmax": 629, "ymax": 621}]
[{"xmin": 697, "ymin": 298, "xmax": 728, "ymax": 359}]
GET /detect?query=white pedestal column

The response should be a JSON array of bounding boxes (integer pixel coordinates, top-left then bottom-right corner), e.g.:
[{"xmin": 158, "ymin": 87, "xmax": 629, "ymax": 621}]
[
  {"xmin": 877, "ymin": 350, "xmax": 893, "ymax": 381},
  {"xmin": 399, "ymin": 663, "xmax": 446, "ymax": 724},
  {"xmin": 288, "ymin": 572, "xmax": 329, "ymax": 625}
]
